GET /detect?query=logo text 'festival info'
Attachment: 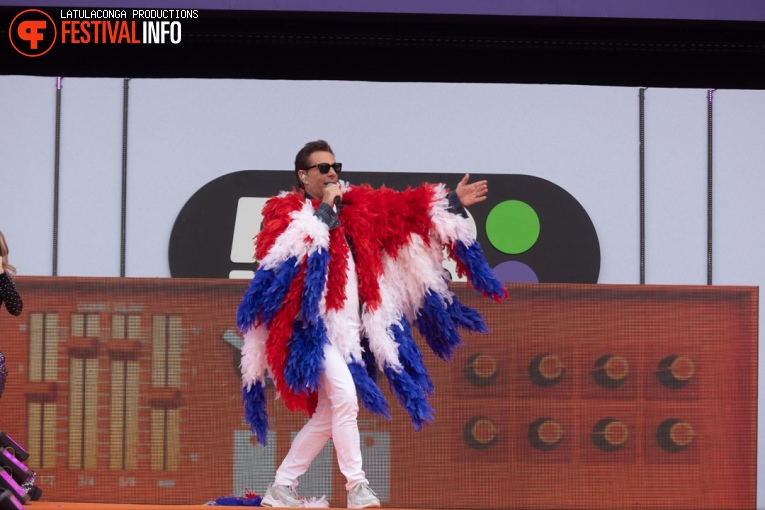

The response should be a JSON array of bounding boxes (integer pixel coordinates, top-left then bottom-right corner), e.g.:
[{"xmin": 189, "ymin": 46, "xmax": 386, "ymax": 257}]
[{"xmin": 9, "ymin": 8, "xmax": 198, "ymax": 57}]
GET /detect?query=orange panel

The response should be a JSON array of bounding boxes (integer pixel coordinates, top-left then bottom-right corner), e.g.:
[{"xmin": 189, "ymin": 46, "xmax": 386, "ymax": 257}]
[{"xmin": 0, "ymin": 279, "xmax": 756, "ymax": 509}]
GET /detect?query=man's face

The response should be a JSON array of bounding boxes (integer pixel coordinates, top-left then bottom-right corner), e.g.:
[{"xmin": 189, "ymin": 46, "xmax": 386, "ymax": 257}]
[{"xmin": 300, "ymin": 150, "xmax": 339, "ymax": 198}]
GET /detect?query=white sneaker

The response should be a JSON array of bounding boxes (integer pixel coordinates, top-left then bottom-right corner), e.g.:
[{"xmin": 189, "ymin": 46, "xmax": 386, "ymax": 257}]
[
  {"xmin": 261, "ymin": 483, "xmax": 303, "ymax": 507},
  {"xmin": 347, "ymin": 482, "xmax": 380, "ymax": 508}
]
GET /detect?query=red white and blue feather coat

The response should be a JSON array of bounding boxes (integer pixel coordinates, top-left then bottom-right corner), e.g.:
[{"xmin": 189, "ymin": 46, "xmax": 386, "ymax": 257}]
[{"xmin": 237, "ymin": 181, "xmax": 507, "ymax": 446}]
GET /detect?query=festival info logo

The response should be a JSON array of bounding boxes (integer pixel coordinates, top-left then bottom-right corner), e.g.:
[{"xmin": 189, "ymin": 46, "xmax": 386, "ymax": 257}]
[
  {"xmin": 169, "ymin": 171, "xmax": 600, "ymax": 283},
  {"xmin": 9, "ymin": 9, "xmax": 196, "ymax": 56},
  {"xmin": 9, "ymin": 9, "xmax": 57, "ymax": 57}
]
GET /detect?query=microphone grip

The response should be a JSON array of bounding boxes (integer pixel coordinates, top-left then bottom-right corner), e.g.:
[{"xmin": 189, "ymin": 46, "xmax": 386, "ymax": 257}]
[{"xmin": 325, "ymin": 182, "xmax": 342, "ymax": 207}]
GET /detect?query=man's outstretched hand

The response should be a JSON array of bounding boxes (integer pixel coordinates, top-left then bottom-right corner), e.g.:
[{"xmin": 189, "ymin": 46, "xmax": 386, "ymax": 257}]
[{"xmin": 456, "ymin": 173, "xmax": 489, "ymax": 207}]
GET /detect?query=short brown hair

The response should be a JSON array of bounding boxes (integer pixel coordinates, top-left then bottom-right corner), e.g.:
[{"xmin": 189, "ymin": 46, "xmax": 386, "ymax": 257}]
[{"xmin": 294, "ymin": 140, "xmax": 334, "ymax": 189}]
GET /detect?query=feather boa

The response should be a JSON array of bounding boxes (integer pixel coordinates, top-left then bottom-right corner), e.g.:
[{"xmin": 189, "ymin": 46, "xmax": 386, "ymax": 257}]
[{"xmin": 238, "ymin": 182, "xmax": 506, "ymax": 441}]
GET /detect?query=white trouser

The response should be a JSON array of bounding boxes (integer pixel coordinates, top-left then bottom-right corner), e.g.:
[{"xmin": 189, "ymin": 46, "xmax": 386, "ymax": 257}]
[{"xmin": 273, "ymin": 341, "xmax": 368, "ymax": 491}]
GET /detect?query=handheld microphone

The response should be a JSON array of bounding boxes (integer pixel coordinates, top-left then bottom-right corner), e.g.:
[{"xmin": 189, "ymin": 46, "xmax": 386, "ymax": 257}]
[{"xmin": 325, "ymin": 182, "xmax": 342, "ymax": 207}]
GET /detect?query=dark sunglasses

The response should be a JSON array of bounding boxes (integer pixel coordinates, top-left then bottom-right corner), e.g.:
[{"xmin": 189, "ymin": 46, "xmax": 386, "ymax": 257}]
[{"xmin": 307, "ymin": 162, "xmax": 342, "ymax": 174}]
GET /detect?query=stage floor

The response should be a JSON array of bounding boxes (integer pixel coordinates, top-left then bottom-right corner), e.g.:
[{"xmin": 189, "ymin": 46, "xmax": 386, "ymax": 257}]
[{"xmin": 26, "ymin": 503, "xmax": 420, "ymax": 510}]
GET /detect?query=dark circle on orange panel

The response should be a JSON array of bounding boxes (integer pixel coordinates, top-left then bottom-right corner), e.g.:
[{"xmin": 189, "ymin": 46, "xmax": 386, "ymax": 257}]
[
  {"xmin": 656, "ymin": 355, "xmax": 695, "ymax": 388},
  {"xmin": 592, "ymin": 354, "xmax": 629, "ymax": 388},
  {"xmin": 670, "ymin": 356, "xmax": 695, "ymax": 381},
  {"xmin": 529, "ymin": 417, "xmax": 563, "ymax": 451},
  {"xmin": 529, "ymin": 353, "xmax": 564, "ymax": 387},
  {"xmin": 465, "ymin": 353, "xmax": 499, "ymax": 386},
  {"xmin": 463, "ymin": 417, "xmax": 499, "ymax": 450},
  {"xmin": 669, "ymin": 421, "xmax": 694, "ymax": 446},
  {"xmin": 657, "ymin": 418, "xmax": 694, "ymax": 452},
  {"xmin": 592, "ymin": 418, "xmax": 629, "ymax": 451}
]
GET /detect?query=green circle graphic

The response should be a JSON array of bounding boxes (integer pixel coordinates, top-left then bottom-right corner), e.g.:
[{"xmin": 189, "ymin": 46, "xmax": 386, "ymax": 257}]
[{"xmin": 486, "ymin": 200, "xmax": 540, "ymax": 254}]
